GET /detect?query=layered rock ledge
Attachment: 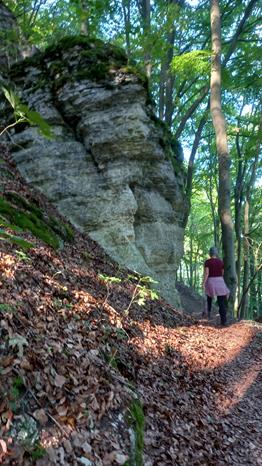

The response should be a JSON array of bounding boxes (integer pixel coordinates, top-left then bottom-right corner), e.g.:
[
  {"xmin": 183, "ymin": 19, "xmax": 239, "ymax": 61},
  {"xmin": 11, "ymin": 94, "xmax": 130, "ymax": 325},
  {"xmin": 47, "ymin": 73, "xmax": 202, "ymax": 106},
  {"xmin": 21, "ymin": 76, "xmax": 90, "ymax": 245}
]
[{"xmin": 6, "ymin": 37, "xmax": 187, "ymax": 305}]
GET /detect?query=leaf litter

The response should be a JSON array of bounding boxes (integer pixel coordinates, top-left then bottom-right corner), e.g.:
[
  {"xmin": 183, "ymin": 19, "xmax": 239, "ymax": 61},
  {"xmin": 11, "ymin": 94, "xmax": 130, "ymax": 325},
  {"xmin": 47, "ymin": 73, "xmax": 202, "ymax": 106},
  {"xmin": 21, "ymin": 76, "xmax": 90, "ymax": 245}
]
[{"xmin": 0, "ymin": 146, "xmax": 261, "ymax": 466}]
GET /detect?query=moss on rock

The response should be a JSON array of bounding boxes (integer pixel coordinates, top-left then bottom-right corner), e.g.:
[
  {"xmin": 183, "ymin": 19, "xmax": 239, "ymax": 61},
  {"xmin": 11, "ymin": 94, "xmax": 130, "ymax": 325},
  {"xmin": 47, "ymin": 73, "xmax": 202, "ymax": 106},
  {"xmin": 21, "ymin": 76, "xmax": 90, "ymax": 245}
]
[
  {"xmin": 0, "ymin": 193, "xmax": 74, "ymax": 249},
  {"xmin": 10, "ymin": 35, "xmax": 129, "ymax": 86}
]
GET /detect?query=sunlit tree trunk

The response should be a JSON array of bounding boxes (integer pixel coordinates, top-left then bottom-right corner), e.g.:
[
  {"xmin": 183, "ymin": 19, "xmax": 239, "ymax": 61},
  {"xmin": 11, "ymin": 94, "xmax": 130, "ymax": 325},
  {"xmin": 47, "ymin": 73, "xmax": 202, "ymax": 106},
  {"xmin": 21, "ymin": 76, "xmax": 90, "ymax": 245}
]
[{"xmin": 210, "ymin": 0, "xmax": 237, "ymax": 310}]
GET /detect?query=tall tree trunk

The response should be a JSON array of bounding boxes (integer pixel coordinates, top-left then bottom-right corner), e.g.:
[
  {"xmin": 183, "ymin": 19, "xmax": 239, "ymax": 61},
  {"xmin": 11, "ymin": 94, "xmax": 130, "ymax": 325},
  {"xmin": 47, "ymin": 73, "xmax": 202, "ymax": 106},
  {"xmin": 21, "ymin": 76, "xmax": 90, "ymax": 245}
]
[
  {"xmin": 121, "ymin": 0, "xmax": 131, "ymax": 58},
  {"xmin": 79, "ymin": 0, "xmax": 89, "ymax": 35},
  {"xmin": 164, "ymin": 27, "xmax": 176, "ymax": 127},
  {"xmin": 257, "ymin": 271, "xmax": 262, "ymax": 319},
  {"xmin": 210, "ymin": 0, "xmax": 237, "ymax": 309},
  {"xmin": 240, "ymin": 199, "xmax": 250, "ymax": 318},
  {"xmin": 189, "ymin": 235, "xmax": 193, "ymax": 287},
  {"xmin": 160, "ymin": 0, "xmax": 185, "ymax": 124},
  {"xmin": 234, "ymin": 129, "xmax": 247, "ymax": 307},
  {"xmin": 183, "ymin": 105, "xmax": 209, "ymax": 226},
  {"xmin": 238, "ymin": 113, "xmax": 261, "ymax": 318},
  {"xmin": 159, "ymin": 60, "xmax": 167, "ymax": 120},
  {"xmin": 137, "ymin": 0, "xmax": 151, "ymax": 78}
]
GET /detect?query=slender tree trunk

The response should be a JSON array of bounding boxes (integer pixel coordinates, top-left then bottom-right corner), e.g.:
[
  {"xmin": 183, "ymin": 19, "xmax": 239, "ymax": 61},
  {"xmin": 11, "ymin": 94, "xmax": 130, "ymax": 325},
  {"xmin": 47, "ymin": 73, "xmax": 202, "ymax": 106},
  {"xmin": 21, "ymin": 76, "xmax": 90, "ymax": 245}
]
[
  {"xmin": 257, "ymin": 271, "xmax": 262, "ymax": 319},
  {"xmin": 79, "ymin": 0, "xmax": 89, "ymax": 35},
  {"xmin": 121, "ymin": 0, "xmax": 131, "ymax": 58},
  {"xmin": 159, "ymin": 60, "xmax": 167, "ymax": 120},
  {"xmin": 164, "ymin": 28, "xmax": 176, "ymax": 127},
  {"xmin": 210, "ymin": 0, "xmax": 237, "ymax": 309},
  {"xmin": 234, "ymin": 130, "xmax": 247, "ymax": 307},
  {"xmin": 249, "ymin": 249, "xmax": 256, "ymax": 316},
  {"xmin": 183, "ymin": 106, "xmax": 209, "ymax": 226},
  {"xmin": 240, "ymin": 200, "xmax": 250, "ymax": 318},
  {"xmin": 189, "ymin": 236, "xmax": 193, "ymax": 287},
  {"xmin": 159, "ymin": 0, "xmax": 180, "ymax": 123},
  {"xmin": 138, "ymin": 0, "xmax": 151, "ymax": 78},
  {"xmin": 238, "ymin": 113, "xmax": 262, "ymax": 318},
  {"xmin": 174, "ymin": 85, "xmax": 208, "ymax": 139},
  {"xmin": 185, "ymin": 261, "xmax": 189, "ymax": 284}
]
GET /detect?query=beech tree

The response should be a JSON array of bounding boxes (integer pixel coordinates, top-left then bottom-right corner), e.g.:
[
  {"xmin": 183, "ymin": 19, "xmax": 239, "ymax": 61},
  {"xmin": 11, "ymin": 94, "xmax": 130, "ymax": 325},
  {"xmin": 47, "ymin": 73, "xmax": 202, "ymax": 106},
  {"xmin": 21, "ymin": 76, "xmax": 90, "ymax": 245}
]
[{"xmin": 210, "ymin": 0, "xmax": 237, "ymax": 306}]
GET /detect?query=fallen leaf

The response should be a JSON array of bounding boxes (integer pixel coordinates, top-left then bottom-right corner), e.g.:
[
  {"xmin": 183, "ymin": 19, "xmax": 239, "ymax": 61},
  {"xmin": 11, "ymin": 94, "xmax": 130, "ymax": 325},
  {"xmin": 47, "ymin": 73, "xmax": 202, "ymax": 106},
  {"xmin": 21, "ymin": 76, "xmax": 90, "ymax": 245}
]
[{"xmin": 54, "ymin": 373, "xmax": 66, "ymax": 387}]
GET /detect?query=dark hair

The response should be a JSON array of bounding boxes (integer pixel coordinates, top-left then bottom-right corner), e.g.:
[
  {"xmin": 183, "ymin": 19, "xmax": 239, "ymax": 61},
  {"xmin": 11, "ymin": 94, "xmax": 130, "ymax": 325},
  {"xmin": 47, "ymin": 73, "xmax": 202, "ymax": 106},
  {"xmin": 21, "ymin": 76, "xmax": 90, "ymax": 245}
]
[{"xmin": 209, "ymin": 246, "xmax": 218, "ymax": 257}]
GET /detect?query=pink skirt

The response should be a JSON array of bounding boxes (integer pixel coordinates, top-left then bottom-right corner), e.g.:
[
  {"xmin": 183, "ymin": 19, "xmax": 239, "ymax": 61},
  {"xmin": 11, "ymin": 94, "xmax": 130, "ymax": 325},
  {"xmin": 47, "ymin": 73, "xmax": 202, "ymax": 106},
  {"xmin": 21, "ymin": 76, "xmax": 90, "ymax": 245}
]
[{"xmin": 205, "ymin": 277, "xmax": 230, "ymax": 298}]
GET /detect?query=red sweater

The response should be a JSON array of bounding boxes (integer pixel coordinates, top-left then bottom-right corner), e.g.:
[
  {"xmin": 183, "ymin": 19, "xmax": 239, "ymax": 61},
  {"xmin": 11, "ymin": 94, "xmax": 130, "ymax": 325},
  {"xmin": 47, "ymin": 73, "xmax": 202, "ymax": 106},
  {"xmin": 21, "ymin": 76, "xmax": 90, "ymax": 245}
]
[{"xmin": 204, "ymin": 258, "xmax": 224, "ymax": 277}]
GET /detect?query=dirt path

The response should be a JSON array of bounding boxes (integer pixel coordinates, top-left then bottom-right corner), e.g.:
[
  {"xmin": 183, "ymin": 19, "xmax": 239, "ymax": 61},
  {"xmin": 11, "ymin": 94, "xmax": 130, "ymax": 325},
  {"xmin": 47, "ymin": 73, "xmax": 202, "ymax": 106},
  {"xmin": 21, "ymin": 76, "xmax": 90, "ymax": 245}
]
[{"xmin": 131, "ymin": 319, "xmax": 262, "ymax": 466}]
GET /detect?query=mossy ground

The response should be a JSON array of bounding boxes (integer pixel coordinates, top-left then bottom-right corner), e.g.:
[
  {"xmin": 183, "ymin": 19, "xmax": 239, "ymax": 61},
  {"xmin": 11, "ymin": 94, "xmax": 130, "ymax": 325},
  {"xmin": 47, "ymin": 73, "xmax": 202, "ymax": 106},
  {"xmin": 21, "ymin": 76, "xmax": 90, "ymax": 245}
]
[
  {"xmin": 126, "ymin": 399, "xmax": 145, "ymax": 466},
  {"xmin": 0, "ymin": 192, "xmax": 74, "ymax": 249}
]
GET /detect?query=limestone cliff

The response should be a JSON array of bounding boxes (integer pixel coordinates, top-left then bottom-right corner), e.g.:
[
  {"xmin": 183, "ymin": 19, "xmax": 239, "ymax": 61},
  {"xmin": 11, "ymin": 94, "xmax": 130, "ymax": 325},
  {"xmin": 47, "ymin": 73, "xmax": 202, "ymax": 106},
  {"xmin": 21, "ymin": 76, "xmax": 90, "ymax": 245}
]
[
  {"xmin": 5, "ymin": 37, "xmax": 187, "ymax": 305},
  {"xmin": 0, "ymin": 1, "xmax": 21, "ymax": 69}
]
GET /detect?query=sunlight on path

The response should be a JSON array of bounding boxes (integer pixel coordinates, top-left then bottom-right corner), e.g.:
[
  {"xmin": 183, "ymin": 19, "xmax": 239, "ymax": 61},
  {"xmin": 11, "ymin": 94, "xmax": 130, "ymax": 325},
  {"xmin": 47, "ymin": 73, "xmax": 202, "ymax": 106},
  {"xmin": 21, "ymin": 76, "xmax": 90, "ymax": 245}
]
[{"xmin": 216, "ymin": 361, "xmax": 262, "ymax": 414}]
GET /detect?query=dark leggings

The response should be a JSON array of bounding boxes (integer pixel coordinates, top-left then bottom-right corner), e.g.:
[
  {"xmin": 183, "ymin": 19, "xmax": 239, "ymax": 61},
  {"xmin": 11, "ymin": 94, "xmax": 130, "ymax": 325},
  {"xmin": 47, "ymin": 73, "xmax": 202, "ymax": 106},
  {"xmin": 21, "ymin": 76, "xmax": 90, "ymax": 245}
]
[{"xmin": 207, "ymin": 295, "xmax": 227, "ymax": 325}]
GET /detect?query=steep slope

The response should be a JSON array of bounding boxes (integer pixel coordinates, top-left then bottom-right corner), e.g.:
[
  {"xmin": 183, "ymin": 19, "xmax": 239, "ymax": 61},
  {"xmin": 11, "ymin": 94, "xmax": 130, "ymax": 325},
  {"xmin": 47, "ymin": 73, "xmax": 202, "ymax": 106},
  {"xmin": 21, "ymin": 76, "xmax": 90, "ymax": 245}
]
[
  {"xmin": 1, "ymin": 146, "xmax": 262, "ymax": 466},
  {"xmin": 0, "ymin": 145, "xmax": 189, "ymax": 465}
]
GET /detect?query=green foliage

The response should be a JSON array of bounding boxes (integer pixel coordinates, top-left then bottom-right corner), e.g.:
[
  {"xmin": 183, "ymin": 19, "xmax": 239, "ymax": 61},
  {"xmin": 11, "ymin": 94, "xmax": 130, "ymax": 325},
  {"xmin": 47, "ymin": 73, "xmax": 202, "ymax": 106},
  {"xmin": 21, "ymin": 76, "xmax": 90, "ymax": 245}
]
[
  {"xmin": 10, "ymin": 376, "xmax": 25, "ymax": 400},
  {"xmin": 0, "ymin": 194, "xmax": 74, "ymax": 249},
  {"xmin": 99, "ymin": 274, "xmax": 122, "ymax": 284},
  {"xmin": 0, "ymin": 196, "xmax": 60, "ymax": 248},
  {"xmin": 2, "ymin": 86, "xmax": 53, "ymax": 139},
  {"xmin": 4, "ymin": 192, "xmax": 43, "ymax": 219},
  {"xmin": 98, "ymin": 272, "xmax": 158, "ymax": 315},
  {"xmin": 30, "ymin": 444, "xmax": 46, "ymax": 460},
  {"xmin": 127, "ymin": 400, "xmax": 145, "ymax": 466},
  {"xmin": 172, "ymin": 50, "xmax": 212, "ymax": 77},
  {"xmin": 127, "ymin": 274, "xmax": 159, "ymax": 308},
  {"xmin": 102, "ymin": 324, "xmax": 129, "ymax": 341},
  {"xmin": 15, "ymin": 250, "xmax": 31, "ymax": 262},
  {"xmin": 104, "ymin": 348, "xmax": 119, "ymax": 369},
  {"xmin": 0, "ymin": 303, "xmax": 17, "ymax": 314},
  {"xmin": 47, "ymin": 216, "xmax": 74, "ymax": 243},
  {"xmin": 0, "ymin": 228, "xmax": 34, "ymax": 250}
]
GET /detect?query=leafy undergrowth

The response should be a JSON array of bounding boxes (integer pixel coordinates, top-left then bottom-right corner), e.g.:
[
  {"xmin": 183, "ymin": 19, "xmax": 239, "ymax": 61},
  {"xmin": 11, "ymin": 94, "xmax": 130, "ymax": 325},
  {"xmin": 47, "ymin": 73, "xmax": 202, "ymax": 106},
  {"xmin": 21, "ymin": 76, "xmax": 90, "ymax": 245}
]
[{"xmin": 0, "ymin": 146, "xmax": 262, "ymax": 466}]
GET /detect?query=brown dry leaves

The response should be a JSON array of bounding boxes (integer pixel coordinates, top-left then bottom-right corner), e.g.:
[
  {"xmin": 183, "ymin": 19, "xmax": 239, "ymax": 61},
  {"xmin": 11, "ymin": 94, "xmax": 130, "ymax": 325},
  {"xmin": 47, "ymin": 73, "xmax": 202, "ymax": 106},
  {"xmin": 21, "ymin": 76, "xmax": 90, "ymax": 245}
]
[{"xmin": 0, "ymin": 148, "xmax": 262, "ymax": 466}]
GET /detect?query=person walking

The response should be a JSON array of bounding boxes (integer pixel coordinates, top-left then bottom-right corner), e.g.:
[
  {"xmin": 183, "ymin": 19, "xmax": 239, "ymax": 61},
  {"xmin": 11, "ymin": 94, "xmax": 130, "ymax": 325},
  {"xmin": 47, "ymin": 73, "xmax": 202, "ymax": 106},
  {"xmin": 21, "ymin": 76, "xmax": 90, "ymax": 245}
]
[{"xmin": 202, "ymin": 246, "xmax": 230, "ymax": 326}]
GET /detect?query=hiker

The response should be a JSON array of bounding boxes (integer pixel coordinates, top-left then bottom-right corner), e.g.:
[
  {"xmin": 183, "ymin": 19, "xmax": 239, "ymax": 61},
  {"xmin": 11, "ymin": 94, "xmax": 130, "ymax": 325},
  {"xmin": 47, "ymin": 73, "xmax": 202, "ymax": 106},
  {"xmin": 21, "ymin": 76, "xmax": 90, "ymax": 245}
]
[{"xmin": 202, "ymin": 246, "xmax": 230, "ymax": 326}]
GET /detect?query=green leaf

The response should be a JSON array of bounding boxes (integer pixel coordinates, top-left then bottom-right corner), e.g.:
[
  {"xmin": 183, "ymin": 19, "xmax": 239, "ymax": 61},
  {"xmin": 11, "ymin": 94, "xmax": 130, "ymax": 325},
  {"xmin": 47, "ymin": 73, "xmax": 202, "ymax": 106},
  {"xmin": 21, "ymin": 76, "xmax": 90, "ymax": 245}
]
[
  {"xmin": 172, "ymin": 50, "xmax": 212, "ymax": 77},
  {"xmin": 26, "ymin": 110, "xmax": 53, "ymax": 138},
  {"xmin": 2, "ymin": 86, "xmax": 53, "ymax": 139}
]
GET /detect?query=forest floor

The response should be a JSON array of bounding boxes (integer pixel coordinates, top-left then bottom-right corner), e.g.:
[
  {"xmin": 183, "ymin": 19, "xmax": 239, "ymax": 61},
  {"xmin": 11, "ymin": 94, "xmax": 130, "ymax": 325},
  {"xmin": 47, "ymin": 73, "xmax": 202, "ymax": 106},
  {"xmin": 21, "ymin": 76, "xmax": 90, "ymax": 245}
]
[{"xmin": 0, "ymin": 148, "xmax": 261, "ymax": 466}]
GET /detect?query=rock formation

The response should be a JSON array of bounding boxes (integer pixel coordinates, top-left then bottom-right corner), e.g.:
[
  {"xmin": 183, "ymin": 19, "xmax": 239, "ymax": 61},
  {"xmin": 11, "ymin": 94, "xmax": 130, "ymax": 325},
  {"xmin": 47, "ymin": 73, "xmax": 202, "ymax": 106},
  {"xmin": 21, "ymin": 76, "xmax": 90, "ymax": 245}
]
[
  {"xmin": 0, "ymin": 1, "xmax": 21, "ymax": 69},
  {"xmin": 4, "ymin": 36, "xmax": 187, "ymax": 306}
]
